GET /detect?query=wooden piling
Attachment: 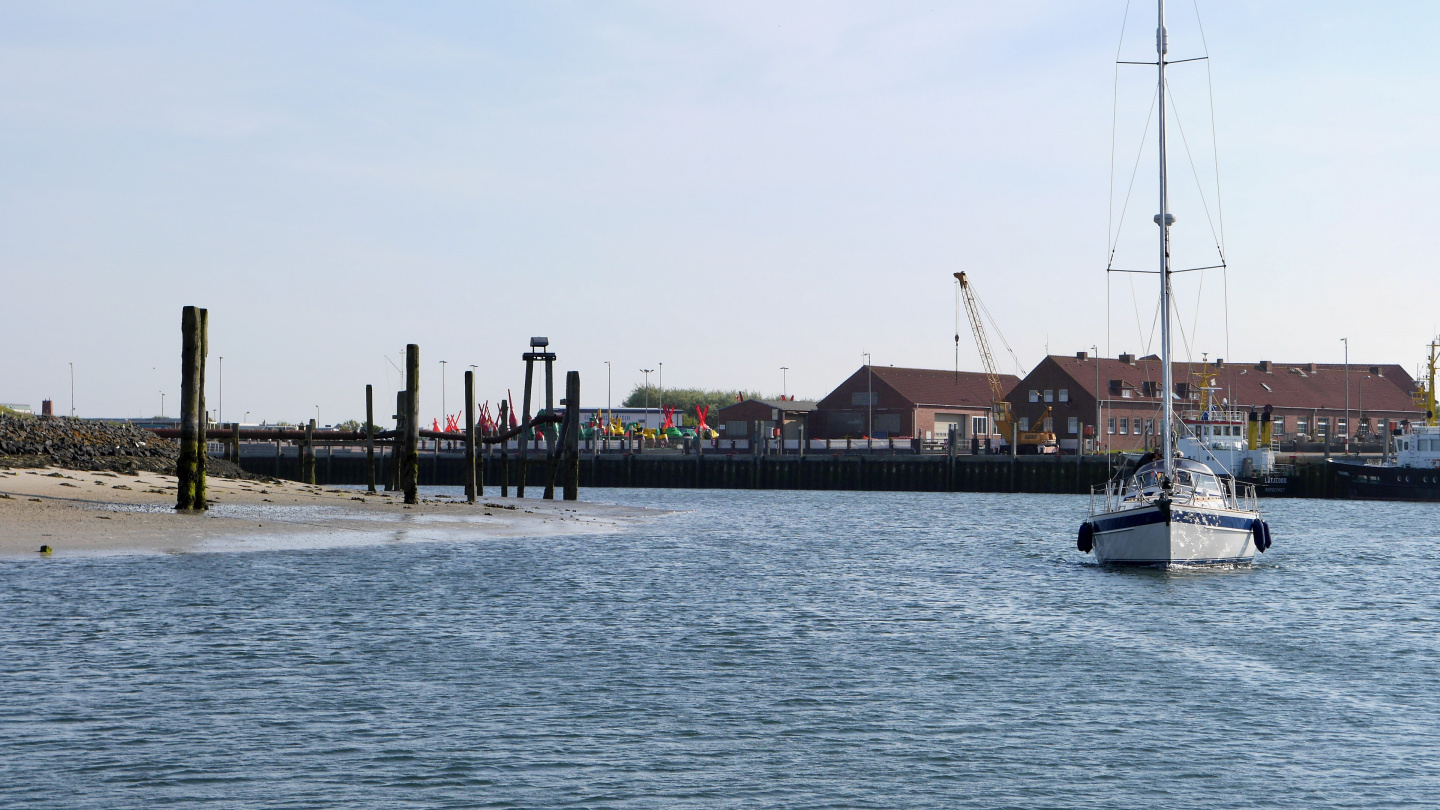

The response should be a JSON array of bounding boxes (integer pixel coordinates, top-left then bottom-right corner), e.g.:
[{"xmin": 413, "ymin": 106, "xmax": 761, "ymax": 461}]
[
  {"xmin": 563, "ymin": 371, "xmax": 580, "ymax": 500},
  {"xmin": 365, "ymin": 384, "xmax": 377, "ymax": 493},
  {"xmin": 519, "ymin": 358, "xmax": 534, "ymax": 498},
  {"xmin": 402, "ymin": 344, "xmax": 420, "ymax": 504},
  {"xmin": 499, "ymin": 399, "xmax": 510, "ymax": 497},
  {"xmin": 464, "ymin": 370, "xmax": 477, "ymax": 503},
  {"xmin": 231, "ymin": 421, "xmax": 241, "ymax": 464},
  {"xmin": 304, "ymin": 419, "xmax": 316, "ymax": 484},
  {"xmin": 176, "ymin": 305, "xmax": 205, "ymax": 511}
]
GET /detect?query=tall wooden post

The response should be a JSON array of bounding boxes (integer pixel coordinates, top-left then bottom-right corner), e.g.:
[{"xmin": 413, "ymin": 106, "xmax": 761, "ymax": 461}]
[
  {"xmin": 499, "ymin": 399, "xmax": 510, "ymax": 497},
  {"xmin": 364, "ymin": 385, "xmax": 376, "ymax": 492},
  {"xmin": 305, "ymin": 419, "xmax": 316, "ymax": 484},
  {"xmin": 464, "ymin": 370, "xmax": 477, "ymax": 503},
  {"xmin": 388, "ymin": 390, "xmax": 404, "ymax": 491},
  {"xmin": 196, "ymin": 308, "xmax": 208, "ymax": 508},
  {"xmin": 231, "ymin": 421, "xmax": 241, "ymax": 464},
  {"xmin": 402, "ymin": 344, "xmax": 420, "ymax": 504},
  {"xmin": 543, "ymin": 358, "xmax": 557, "ymax": 499},
  {"xmin": 519, "ymin": 358, "xmax": 534, "ymax": 498},
  {"xmin": 176, "ymin": 305, "xmax": 204, "ymax": 510},
  {"xmin": 563, "ymin": 371, "xmax": 580, "ymax": 500}
]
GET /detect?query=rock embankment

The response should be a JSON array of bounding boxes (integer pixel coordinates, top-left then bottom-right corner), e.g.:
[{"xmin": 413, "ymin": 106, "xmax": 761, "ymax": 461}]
[{"xmin": 0, "ymin": 415, "xmax": 254, "ymax": 477}]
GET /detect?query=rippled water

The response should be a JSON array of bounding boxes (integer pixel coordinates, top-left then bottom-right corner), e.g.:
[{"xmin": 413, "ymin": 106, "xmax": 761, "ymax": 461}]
[{"xmin": 3, "ymin": 489, "xmax": 1437, "ymax": 808}]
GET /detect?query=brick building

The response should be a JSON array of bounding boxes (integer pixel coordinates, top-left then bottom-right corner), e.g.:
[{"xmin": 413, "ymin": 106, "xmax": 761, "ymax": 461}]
[
  {"xmin": 1008, "ymin": 351, "xmax": 1422, "ymax": 453},
  {"xmin": 810, "ymin": 366, "xmax": 1018, "ymax": 441},
  {"xmin": 713, "ymin": 398, "xmax": 818, "ymax": 441}
]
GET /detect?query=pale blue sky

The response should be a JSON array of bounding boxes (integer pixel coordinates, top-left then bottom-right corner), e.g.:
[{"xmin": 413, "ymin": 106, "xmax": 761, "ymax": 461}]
[{"xmin": 4, "ymin": 2, "xmax": 1437, "ymax": 423}]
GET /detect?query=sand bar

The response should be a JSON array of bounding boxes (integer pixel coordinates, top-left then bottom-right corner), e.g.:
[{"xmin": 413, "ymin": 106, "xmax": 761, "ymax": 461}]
[{"xmin": 0, "ymin": 467, "xmax": 662, "ymax": 558}]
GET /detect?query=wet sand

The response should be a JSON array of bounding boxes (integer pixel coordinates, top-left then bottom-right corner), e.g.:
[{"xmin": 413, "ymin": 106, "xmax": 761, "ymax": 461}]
[{"xmin": 0, "ymin": 467, "xmax": 662, "ymax": 557}]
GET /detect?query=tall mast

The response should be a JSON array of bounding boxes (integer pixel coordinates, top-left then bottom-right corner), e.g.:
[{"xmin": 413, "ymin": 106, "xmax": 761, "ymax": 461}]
[{"xmin": 1157, "ymin": 0, "xmax": 1174, "ymax": 477}]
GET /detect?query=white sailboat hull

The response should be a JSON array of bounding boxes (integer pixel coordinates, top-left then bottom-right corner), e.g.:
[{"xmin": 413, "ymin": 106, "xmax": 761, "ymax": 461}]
[{"xmin": 1091, "ymin": 503, "xmax": 1258, "ymax": 566}]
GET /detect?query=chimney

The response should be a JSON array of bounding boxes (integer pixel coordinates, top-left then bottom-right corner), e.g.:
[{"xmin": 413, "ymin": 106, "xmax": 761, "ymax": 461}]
[
  {"xmin": 1076, "ymin": 351, "xmax": 1088, "ymax": 361},
  {"xmin": 1258, "ymin": 360, "xmax": 1272, "ymax": 373},
  {"xmin": 1215, "ymin": 358, "xmax": 1224, "ymax": 368},
  {"xmin": 1370, "ymin": 366, "xmax": 1383, "ymax": 376},
  {"xmin": 1303, "ymin": 363, "xmax": 1317, "ymax": 373},
  {"xmin": 1118, "ymin": 352, "xmax": 1136, "ymax": 365}
]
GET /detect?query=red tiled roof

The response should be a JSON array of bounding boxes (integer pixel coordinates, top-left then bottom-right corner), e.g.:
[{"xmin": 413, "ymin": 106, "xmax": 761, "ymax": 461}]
[
  {"xmin": 821, "ymin": 366, "xmax": 1019, "ymax": 409},
  {"xmin": 1036, "ymin": 355, "xmax": 1418, "ymax": 412}
]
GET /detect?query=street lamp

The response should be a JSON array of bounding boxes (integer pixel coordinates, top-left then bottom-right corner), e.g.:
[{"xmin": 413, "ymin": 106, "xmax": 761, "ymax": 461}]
[
  {"xmin": 1342, "ymin": 337, "xmax": 1350, "ymax": 456},
  {"xmin": 244, "ymin": 411, "xmax": 250, "ymax": 424},
  {"xmin": 69, "ymin": 362, "xmax": 75, "ymax": 417},
  {"xmin": 604, "ymin": 361, "xmax": 612, "ymax": 440},
  {"xmin": 640, "ymin": 369, "xmax": 654, "ymax": 433},
  {"xmin": 160, "ymin": 391, "xmax": 165, "ymax": 418},
  {"xmin": 862, "ymin": 352, "xmax": 872, "ymax": 439},
  {"xmin": 440, "ymin": 360, "xmax": 448, "ymax": 424},
  {"xmin": 1091, "ymin": 344, "xmax": 1100, "ymax": 459},
  {"xmin": 218, "ymin": 356, "xmax": 223, "ymax": 426},
  {"xmin": 658, "ymin": 362, "xmax": 664, "ymax": 420},
  {"xmin": 315, "ymin": 405, "xmax": 320, "ymax": 427},
  {"xmin": 781, "ymin": 367, "xmax": 788, "ymax": 399}
]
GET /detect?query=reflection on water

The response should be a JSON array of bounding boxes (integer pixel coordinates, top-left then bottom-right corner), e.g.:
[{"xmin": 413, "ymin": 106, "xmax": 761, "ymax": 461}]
[{"xmin": 2, "ymin": 488, "xmax": 1436, "ymax": 808}]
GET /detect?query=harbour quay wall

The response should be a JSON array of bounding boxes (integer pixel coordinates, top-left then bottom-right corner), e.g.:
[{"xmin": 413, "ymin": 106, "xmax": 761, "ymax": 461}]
[{"xmin": 232, "ymin": 451, "xmax": 1348, "ymax": 498}]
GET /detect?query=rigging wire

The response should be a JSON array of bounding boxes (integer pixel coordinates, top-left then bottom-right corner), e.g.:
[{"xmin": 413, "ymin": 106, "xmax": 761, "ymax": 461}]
[
  {"xmin": 1193, "ymin": 0, "xmax": 1233, "ymax": 399},
  {"xmin": 1107, "ymin": 0, "xmax": 1132, "ymax": 360}
]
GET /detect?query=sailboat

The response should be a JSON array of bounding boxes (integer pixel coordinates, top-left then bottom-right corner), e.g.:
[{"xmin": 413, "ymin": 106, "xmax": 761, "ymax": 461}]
[{"xmin": 1077, "ymin": 0, "xmax": 1272, "ymax": 566}]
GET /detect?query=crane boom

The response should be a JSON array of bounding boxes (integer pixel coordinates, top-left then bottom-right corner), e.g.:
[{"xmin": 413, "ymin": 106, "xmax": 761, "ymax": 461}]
[
  {"xmin": 955, "ymin": 272, "xmax": 1006, "ymax": 404},
  {"xmin": 952, "ymin": 271, "xmax": 1057, "ymax": 454}
]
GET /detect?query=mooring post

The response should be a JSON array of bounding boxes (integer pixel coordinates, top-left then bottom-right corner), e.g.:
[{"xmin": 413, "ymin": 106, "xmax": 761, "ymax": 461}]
[
  {"xmin": 176, "ymin": 305, "xmax": 203, "ymax": 510},
  {"xmin": 195, "ymin": 308, "xmax": 208, "ymax": 508},
  {"xmin": 365, "ymin": 384, "xmax": 377, "ymax": 493},
  {"xmin": 499, "ymin": 399, "xmax": 510, "ymax": 497},
  {"xmin": 402, "ymin": 344, "xmax": 420, "ymax": 504},
  {"xmin": 519, "ymin": 356, "xmax": 534, "ymax": 498},
  {"xmin": 543, "ymin": 356, "xmax": 558, "ymax": 499},
  {"xmin": 231, "ymin": 421, "xmax": 241, "ymax": 464},
  {"xmin": 562, "ymin": 371, "xmax": 580, "ymax": 500},
  {"xmin": 464, "ymin": 370, "xmax": 477, "ymax": 503},
  {"xmin": 305, "ymin": 419, "xmax": 316, "ymax": 484}
]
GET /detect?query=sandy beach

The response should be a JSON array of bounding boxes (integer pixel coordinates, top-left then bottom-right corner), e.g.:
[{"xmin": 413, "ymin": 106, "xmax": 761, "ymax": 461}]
[{"xmin": 0, "ymin": 467, "xmax": 663, "ymax": 557}]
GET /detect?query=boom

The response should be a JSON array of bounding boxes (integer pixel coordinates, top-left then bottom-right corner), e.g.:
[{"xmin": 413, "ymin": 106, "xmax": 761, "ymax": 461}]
[{"xmin": 955, "ymin": 272, "xmax": 1006, "ymax": 404}]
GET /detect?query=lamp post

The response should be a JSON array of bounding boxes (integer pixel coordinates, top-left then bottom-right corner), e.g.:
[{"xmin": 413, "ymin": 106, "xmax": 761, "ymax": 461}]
[
  {"xmin": 160, "ymin": 391, "xmax": 165, "ymax": 418},
  {"xmin": 1091, "ymin": 344, "xmax": 1100, "ymax": 458},
  {"xmin": 440, "ymin": 360, "xmax": 448, "ymax": 426},
  {"xmin": 218, "ymin": 356, "xmax": 223, "ymax": 426},
  {"xmin": 315, "ymin": 405, "xmax": 320, "ymax": 427},
  {"xmin": 1342, "ymin": 337, "xmax": 1350, "ymax": 456},
  {"xmin": 640, "ymin": 369, "xmax": 654, "ymax": 434},
  {"xmin": 605, "ymin": 361, "xmax": 612, "ymax": 443},
  {"xmin": 244, "ymin": 411, "xmax": 250, "ymax": 424},
  {"xmin": 781, "ymin": 367, "xmax": 788, "ymax": 399},
  {"xmin": 658, "ymin": 362, "xmax": 664, "ymax": 421},
  {"xmin": 862, "ymin": 352, "xmax": 872, "ymax": 439},
  {"xmin": 69, "ymin": 362, "xmax": 75, "ymax": 417}
]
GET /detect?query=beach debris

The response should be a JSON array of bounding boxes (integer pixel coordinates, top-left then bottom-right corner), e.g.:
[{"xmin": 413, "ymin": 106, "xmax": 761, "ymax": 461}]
[{"xmin": 38, "ymin": 545, "xmax": 51, "ymax": 553}]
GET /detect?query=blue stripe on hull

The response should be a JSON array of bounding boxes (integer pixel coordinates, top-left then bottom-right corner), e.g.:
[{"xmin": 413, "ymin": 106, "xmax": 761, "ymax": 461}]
[{"xmin": 1092, "ymin": 505, "xmax": 1256, "ymax": 534}]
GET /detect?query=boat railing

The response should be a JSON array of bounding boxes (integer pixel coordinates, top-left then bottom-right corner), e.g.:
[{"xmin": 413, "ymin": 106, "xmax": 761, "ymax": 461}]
[{"xmin": 1092, "ymin": 474, "xmax": 1257, "ymax": 515}]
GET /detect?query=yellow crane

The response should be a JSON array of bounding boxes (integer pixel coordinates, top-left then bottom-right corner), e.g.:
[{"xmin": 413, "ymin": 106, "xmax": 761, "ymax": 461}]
[{"xmin": 954, "ymin": 271, "xmax": 1057, "ymax": 453}]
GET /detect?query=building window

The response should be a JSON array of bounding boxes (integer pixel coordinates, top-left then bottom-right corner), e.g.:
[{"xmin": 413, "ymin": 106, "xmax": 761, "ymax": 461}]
[
  {"xmin": 1108, "ymin": 417, "xmax": 1116, "ymax": 435},
  {"xmin": 850, "ymin": 392, "xmax": 877, "ymax": 406},
  {"xmin": 972, "ymin": 416, "xmax": 988, "ymax": 436},
  {"xmin": 1145, "ymin": 418, "xmax": 1154, "ymax": 435},
  {"xmin": 1338, "ymin": 418, "xmax": 1348, "ymax": 435},
  {"xmin": 1044, "ymin": 389, "xmax": 1054, "ymax": 403},
  {"xmin": 1059, "ymin": 388, "xmax": 1069, "ymax": 402},
  {"xmin": 1019, "ymin": 417, "xmax": 1030, "ymax": 431},
  {"xmin": 1297, "ymin": 417, "xmax": 1309, "ymax": 435},
  {"xmin": 1068, "ymin": 416, "xmax": 1079, "ymax": 434},
  {"xmin": 1029, "ymin": 390, "xmax": 1040, "ymax": 403},
  {"xmin": 1119, "ymin": 418, "xmax": 1129, "ymax": 435},
  {"xmin": 1121, "ymin": 388, "xmax": 1133, "ymax": 399},
  {"xmin": 1318, "ymin": 417, "xmax": 1330, "ymax": 435},
  {"xmin": 1043, "ymin": 416, "xmax": 1053, "ymax": 432},
  {"xmin": 1273, "ymin": 418, "xmax": 1286, "ymax": 436}
]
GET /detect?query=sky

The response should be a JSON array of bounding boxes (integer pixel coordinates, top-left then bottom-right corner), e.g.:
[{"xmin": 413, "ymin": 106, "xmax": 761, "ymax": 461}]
[{"xmin": 3, "ymin": 1, "xmax": 1438, "ymax": 425}]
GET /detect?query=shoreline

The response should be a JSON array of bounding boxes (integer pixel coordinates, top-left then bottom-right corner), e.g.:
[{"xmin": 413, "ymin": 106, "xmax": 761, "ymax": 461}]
[{"xmin": 0, "ymin": 467, "xmax": 664, "ymax": 558}]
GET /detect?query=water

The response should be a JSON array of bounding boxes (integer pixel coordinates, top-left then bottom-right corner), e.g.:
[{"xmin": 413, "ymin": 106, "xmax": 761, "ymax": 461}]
[{"xmin": 2, "ymin": 489, "xmax": 1437, "ymax": 808}]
